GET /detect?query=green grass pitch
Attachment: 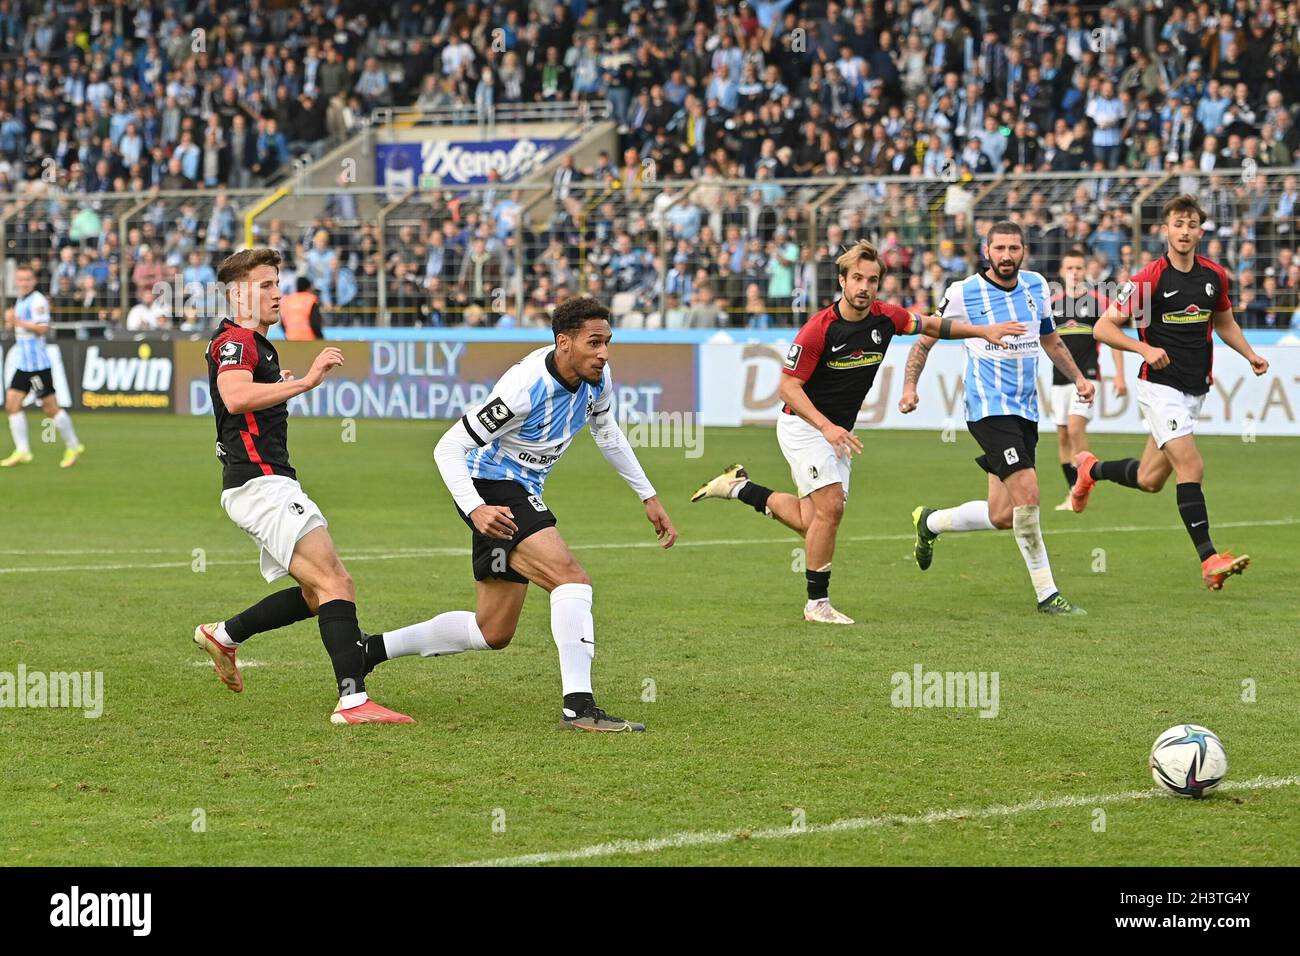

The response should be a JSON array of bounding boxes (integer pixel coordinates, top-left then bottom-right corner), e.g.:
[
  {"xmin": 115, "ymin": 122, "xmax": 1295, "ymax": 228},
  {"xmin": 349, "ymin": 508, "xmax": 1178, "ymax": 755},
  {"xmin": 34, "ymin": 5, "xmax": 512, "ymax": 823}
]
[{"xmin": 1, "ymin": 414, "xmax": 1297, "ymax": 865}]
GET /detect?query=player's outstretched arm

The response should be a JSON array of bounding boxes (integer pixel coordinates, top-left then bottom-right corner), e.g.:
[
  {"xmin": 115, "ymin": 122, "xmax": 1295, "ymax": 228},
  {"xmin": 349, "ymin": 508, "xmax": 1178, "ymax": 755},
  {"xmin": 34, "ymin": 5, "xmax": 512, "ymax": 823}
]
[
  {"xmin": 916, "ymin": 314, "xmax": 1028, "ymax": 344},
  {"xmin": 1212, "ymin": 309, "xmax": 1269, "ymax": 376},
  {"xmin": 216, "ymin": 347, "xmax": 343, "ymax": 413},
  {"xmin": 588, "ymin": 410, "xmax": 676, "ymax": 548},
  {"xmin": 899, "ymin": 334, "xmax": 937, "ymax": 414},
  {"xmin": 1041, "ymin": 331, "xmax": 1095, "ymax": 404}
]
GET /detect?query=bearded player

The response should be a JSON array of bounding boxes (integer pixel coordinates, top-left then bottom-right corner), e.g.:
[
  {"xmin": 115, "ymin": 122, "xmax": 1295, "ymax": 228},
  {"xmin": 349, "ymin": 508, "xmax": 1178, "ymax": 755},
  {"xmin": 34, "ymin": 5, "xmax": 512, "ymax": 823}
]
[
  {"xmin": 1070, "ymin": 195, "xmax": 1268, "ymax": 590},
  {"xmin": 192, "ymin": 248, "xmax": 415, "ymax": 724},
  {"xmin": 901, "ymin": 222, "xmax": 1095, "ymax": 615},
  {"xmin": 690, "ymin": 240, "xmax": 1027, "ymax": 623}
]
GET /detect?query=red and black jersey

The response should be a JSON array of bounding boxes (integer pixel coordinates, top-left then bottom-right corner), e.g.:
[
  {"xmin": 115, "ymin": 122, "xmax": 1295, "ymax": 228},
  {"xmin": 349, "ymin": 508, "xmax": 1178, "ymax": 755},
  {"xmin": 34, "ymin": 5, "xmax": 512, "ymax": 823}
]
[
  {"xmin": 1049, "ymin": 285, "xmax": 1109, "ymax": 385},
  {"xmin": 206, "ymin": 319, "xmax": 296, "ymax": 490},
  {"xmin": 1114, "ymin": 254, "xmax": 1231, "ymax": 396},
  {"xmin": 781, "ymin": 299, "xmax": 920, "ymax": 430}
]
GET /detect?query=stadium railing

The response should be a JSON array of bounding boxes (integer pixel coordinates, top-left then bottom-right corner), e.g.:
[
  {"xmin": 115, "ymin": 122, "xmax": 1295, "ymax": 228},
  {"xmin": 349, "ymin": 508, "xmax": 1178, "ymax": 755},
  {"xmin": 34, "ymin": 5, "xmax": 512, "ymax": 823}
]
[{"xmin": 3, "ymin": 169, "xmax": 1297, "ymax": 331}]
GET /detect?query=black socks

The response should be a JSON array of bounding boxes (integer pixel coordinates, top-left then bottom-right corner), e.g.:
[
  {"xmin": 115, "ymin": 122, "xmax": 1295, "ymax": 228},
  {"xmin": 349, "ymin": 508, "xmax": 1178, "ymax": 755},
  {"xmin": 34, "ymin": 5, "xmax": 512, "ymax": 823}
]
[
  {"xmin": 1091, "ymin": 457, "xmax": 1141, "ymax": 489},
  {"xmin": 1176, "ymin": 483, "xmax": 1216, "ymax": 561},
  {"xmin": 224, "ymin": 586, "xmax": 314, "ymax": 643},
  {"xmin": 1061, "ymin": 462, "xmax": 1077, "ymax": 489},
  {"xmin": 806, "ymin": 568, "xmax": 830, "ymax": 601},
  {"xmin": 317, "ymin": 599, "xmax": 367, "ymax": 696},
  {"xmin": 737, "ymin": 481, "xmax": 773, "ymax": 514}
]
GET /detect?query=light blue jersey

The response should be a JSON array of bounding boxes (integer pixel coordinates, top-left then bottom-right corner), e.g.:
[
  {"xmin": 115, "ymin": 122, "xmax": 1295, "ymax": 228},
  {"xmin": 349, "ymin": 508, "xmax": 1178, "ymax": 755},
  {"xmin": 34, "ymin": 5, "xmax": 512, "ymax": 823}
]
[
  {"xmin": 461, "ymin": 347, "xmax": 613, "ymax": 497},
  {"xmin": 940, "ymin": 271, "xmax": 1055, "ymax": 422},
  {"xmin": 13, "ymin": 291, "xmax": 52, "ymax": 371}
]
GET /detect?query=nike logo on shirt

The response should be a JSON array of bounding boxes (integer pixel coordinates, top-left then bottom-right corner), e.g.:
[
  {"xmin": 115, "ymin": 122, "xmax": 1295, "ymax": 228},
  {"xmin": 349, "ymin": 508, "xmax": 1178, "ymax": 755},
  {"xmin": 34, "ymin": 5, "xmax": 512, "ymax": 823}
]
[
  {"xmin": 831, "ymin": 344, "xmax": 848, "ymax": 352},
  {"xmin": 1163, "ymin": 290, "xmax": 1178, "ymax": 298}
]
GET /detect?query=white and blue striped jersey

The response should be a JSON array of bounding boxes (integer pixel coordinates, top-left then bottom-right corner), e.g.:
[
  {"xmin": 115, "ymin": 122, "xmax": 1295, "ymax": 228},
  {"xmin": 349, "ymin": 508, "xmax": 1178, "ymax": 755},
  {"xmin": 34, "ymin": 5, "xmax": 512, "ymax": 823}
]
[
  {"xmin": 13, "ymin": 291, "xmax": 52, "ymax": 371},
  {"xmin": 459, "ymin": 347, "xmax": 613, "ymax": 497},
  {"xmin": 940, "ymin": 271, "xmax": 1055, "ymax": 422}
]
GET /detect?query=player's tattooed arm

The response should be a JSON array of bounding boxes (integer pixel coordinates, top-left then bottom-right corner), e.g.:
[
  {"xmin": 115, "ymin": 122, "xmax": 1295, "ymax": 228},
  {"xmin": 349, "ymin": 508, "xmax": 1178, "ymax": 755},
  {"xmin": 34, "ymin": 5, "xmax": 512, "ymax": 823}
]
[
  {"xmin": 898, "ymin": 335, "xmax": 936, "ymax": 413},
  {"xmin": 917, "ymin": 314, "xmax": 1028, "ymax": 343},
  {"xmin": 1041, "ymin": 332, "xmax": 1096, "ymax": 404},
  {"xmin": 1211, "ymin": 309, "xmax": 1270, "ymax": 376}
]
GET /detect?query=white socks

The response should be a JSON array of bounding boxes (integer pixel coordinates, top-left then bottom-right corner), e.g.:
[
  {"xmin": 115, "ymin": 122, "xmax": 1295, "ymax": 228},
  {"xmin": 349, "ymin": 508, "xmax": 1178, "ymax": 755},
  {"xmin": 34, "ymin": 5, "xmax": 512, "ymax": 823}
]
[
  {"xmin": 727, "ymin": 478, "xmax": 749, "ymax": 499},
  {"xmin": 1012, "ymin": 505, "xmax": 1058, "ymax": 602},
  {"xmin": 551, "ymin": 582, "xmax": 594, "ymax": 697},
  {"xmin": 214, "ymin": 621, "xmax": 237, "ymax": 648},
  {"xmin": 8, "ymin": 413, "xmax": 29, "ymax": 454},
  {"xmin": 927, "ymin": 500, "xmax": 995, "ymax": 535},
  {"xmin": 381, "ymin": 610, "xmax": 490, "ymax": 659},
  {"xmin": 53, "ymin": 409, "xmax": 79, "ymax": 448}
]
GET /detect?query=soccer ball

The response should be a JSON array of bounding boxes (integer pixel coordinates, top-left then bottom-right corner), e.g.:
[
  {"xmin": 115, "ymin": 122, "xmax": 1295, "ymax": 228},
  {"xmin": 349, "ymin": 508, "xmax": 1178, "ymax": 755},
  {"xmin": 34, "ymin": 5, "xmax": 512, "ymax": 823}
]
[{"xmin": 1150, "ymin": 724, "xmax": 1228, "ymax": 798}]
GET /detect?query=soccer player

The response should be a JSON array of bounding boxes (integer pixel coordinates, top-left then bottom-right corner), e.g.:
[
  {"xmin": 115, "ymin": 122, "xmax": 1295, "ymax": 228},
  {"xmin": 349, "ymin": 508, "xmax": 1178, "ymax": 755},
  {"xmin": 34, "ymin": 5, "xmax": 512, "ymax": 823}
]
[
  {"xmin": 690, "ymin": 240, "xmax": 1028, "ymax": 623},
  {"xmin": 2, "ymin": 264, "xmax": 84, "ymax": 468},
  {"xmin": 191, "ymin": 248, "xmax": 414, "ymax": 725},
  {"xmin": 900, "ymin": 221, "xmax": 1095, "ymax": 615},
  {"xmin": 1070, "ymin": 195, "xmax": 1268, "ymax": 590},
  {"xmin": 1048, "ymin": 249, "xmax": 1127, "ymax": 511},
  {"xmin": 361, "ymin": 296, "xmax": 677, "ymax": 733}
]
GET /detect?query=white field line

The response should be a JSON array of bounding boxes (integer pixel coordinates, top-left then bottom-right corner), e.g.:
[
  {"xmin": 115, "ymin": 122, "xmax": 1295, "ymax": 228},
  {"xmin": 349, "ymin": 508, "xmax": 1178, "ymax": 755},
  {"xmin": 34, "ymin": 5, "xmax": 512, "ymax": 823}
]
[
  {"xmin": 0, "ymin": 517, "xmax": 1295, "ymax": 575},
  {"xmin": 189, "ymin": 659, "xmax": 269, "ymax": 668},
  {"xmin": 456, "ymin": 774, "xmax": 1300, "ymax": 867}
]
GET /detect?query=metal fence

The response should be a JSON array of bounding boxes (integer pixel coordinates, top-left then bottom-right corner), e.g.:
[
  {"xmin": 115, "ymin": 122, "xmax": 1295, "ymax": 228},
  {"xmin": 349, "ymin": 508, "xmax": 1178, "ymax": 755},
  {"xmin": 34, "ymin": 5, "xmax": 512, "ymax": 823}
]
[{"xmin": 3, "ymin": 168, "xmax": 1298, "ymax": 333}]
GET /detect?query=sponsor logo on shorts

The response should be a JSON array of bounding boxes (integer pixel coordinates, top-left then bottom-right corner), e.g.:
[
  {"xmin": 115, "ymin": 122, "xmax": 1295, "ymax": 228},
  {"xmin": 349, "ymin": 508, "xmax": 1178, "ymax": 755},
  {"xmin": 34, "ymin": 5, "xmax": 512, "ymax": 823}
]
[
  {"xmin": 527, "ymin": 494, "xmax": 547, "ymax": 512},
  {"xmin": 1003, "ymin": 448, "xmax": 1019, "ymax": 465},
  {"xmin": 827, "ymin": 350, "xmax": 883, "ymax": 370},
  {"xmin": 476, "ymin": 399, "xmax": 515, "ymax": 434}
]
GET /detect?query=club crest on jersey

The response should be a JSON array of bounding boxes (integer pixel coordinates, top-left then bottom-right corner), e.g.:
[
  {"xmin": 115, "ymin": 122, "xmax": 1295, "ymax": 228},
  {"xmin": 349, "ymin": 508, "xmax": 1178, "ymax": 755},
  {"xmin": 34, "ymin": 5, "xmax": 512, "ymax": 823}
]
[
  {"xmin": 827, "ymin": 350, "xmax": 884, "ymax": 369},
  {"xmin": 871, "ymin": 328, "xmax": 882, "ymax": 344},
  {"xmin": 784, "ymin": 343, "xmax": 803, "ymax": 370},
  {"xmin": 1205, "ymin": 282, "xmax": 1215, "ymax": 297},
  {"xmin": 477, "ymin": 399, "xmax": 515, "ymax": 433},
  {"xmin": 218, "ymin": 341, "xmax": 244, "ymax": 366}
]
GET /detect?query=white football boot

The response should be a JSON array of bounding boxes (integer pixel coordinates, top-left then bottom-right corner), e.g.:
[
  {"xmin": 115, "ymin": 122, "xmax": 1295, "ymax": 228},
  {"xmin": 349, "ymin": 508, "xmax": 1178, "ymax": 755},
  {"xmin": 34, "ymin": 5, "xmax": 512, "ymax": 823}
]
[{"xmin": 803, "ymin": 599, "xmax": 855, "ymax": 624}]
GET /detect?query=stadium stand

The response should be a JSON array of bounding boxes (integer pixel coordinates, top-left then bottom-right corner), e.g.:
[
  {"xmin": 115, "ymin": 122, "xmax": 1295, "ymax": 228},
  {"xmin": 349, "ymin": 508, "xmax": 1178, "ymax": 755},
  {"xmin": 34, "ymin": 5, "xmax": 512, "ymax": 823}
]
[{"xmin": 1, "ymin": 1, "xmax": 1299, "ymax": 330}]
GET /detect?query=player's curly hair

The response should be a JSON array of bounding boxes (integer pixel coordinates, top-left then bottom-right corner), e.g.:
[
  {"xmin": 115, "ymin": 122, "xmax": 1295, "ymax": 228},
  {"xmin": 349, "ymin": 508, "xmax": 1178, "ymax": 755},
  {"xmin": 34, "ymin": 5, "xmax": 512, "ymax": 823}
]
[
  {"xmin": 1162, "ymin": 194, "xmax": 1207, "ymax": 224},
  {"xmin": 552, "ymin": 295, "xmax": 611, "ymax": 338},
  {"xmin": 217, "ymin": 248, "xmax": 282, "ymax": 285}
]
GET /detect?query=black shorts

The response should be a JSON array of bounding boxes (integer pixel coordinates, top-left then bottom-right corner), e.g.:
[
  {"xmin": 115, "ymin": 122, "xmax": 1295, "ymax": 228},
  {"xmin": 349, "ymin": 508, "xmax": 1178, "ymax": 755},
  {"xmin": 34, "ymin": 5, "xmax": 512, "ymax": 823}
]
[
  {"xmin": 969, "ymin": 415, "xmax": 1038, "ymax": 480},
  {"xmin": 9, "ymin": 368, "xmax": 56, "ymax": 399},
  {"xmin": 456, "ymin": 478, "xmax": 557, "ymax": 584}
]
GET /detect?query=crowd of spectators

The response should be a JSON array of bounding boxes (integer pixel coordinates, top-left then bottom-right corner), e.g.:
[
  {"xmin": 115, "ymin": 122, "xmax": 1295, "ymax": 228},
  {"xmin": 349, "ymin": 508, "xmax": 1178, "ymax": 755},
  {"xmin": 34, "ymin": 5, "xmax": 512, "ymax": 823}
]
[{"xmin": 2, "ymin": 0, "xmax": 1300, "ymax": 330}]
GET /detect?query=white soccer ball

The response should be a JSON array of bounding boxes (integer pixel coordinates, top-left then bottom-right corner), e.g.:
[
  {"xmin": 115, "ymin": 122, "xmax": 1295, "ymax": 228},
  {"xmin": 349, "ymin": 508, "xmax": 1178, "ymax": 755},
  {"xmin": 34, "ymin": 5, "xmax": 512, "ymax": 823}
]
[{"xmin": 1150, "ymin": 724, "xmax": 1228, "ymax": 798}]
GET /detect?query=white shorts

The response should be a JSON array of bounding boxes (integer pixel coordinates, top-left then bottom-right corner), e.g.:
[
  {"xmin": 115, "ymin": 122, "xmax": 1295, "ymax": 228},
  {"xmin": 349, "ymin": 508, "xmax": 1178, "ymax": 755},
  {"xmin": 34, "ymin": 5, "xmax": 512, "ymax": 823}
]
[
  {"xmin": 1136, "ymin": 379, "xmax": 1204, "ymax": 448},
  {"xmin": 1050, "ymin": 383, "xmax": 1094, "ymax": 427},
  {"xmin": 777, "ymin": 413, "xmax": 852, "ymax": 499},
  {"xmin": 221, "ymin": 476, "xmax": 328, "ymax": 583}
]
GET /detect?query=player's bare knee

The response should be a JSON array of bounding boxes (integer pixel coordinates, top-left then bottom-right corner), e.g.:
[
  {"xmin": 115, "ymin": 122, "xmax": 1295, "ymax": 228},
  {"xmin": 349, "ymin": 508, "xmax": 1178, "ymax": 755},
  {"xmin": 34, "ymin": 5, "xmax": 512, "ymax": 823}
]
[
  {"xmin": 1139, "ymin": 473, "xmax": 1166, "ymax": 493},
  {"xmin": 990, "ymin": 509, "xmax": 1014, "ymax": 530},
  {"xmin": 556, "ymin": 564, "xmax": 591, "ymax": 587},
  {"xmin": 479, "ymin": 624, "xmax": 514, "ymax": 649}
]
